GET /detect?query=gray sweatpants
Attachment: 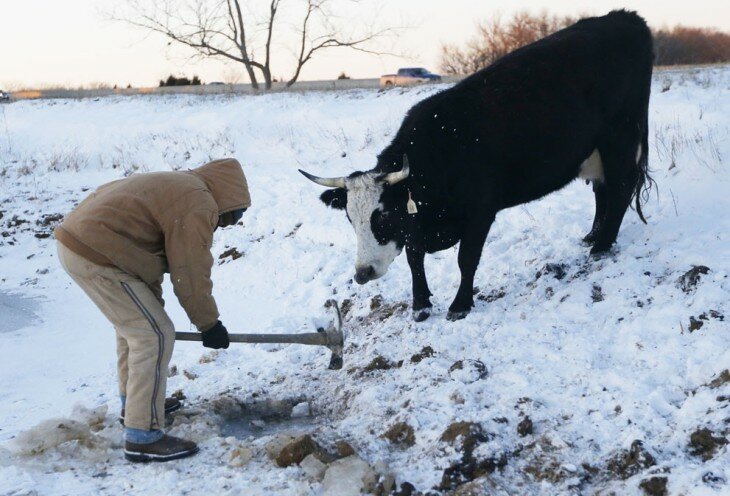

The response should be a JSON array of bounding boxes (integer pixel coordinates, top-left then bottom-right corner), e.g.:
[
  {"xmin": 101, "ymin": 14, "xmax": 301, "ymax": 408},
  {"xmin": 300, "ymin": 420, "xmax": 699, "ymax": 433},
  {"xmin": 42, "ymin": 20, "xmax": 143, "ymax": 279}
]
[{"xmin": 57, "ymin": 242, "xmax": 174, "ymax": 431}]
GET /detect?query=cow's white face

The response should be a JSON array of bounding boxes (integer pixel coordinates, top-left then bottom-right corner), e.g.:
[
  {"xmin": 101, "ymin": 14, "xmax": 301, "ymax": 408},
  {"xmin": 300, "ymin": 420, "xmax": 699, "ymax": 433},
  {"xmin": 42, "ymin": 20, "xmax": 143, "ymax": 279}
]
[
  {"xmin": 300, "ymin": 158, "xmax": 411, "ymax": 285},
  {"xmin": 344, "ymin": 174, "xmax": 402, "ymax": 284}
]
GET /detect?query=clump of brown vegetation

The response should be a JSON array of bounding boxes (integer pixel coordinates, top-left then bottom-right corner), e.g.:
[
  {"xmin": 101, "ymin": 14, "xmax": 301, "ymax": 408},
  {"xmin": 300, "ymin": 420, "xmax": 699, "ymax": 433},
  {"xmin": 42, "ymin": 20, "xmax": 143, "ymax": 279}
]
[
  {"xmin": 606, "ymin": 440, "xmax": 656, "ymax": 480},
  {"xmin": 383, "ymin": 422, "xmax": 416, "ymax": 447},
  {"xmin": 688, "ymin": 428, "xmax": 728, "ymax": 461}
]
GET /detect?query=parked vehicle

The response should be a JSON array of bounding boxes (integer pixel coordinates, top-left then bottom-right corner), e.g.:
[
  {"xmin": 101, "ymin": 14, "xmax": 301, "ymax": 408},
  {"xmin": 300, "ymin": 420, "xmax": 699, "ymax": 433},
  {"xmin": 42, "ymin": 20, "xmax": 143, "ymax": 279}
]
[
  {"xmin": 379, "ymin": 68, "xmax": 442, "ymax": 88},
  {"xmin": 0, "ymin": 90, "xmax": 10, "ymax": 102}
]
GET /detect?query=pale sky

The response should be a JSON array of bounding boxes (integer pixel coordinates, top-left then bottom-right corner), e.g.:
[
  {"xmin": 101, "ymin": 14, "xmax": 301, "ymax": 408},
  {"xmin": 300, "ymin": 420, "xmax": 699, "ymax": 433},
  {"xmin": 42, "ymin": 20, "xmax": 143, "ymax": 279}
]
[{"xmin": 2, "ymin": 0, "xmax": 729, "ymax": 89}]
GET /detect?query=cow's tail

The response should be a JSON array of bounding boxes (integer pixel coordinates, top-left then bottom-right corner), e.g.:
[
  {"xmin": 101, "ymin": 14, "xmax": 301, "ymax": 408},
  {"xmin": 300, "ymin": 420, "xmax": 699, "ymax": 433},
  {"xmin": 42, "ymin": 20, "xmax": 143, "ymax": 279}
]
[{"xmin": 633, "ymin": 105, "xmax": 654, "ymax": 225}]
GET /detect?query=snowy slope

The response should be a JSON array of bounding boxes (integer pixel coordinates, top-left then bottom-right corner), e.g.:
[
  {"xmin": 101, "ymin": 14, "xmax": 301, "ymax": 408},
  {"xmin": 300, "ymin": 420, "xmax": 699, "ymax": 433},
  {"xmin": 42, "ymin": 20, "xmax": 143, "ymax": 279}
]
[{"xmin": 0, "ymin": 66, "xmax": 728, "ymax": 495}]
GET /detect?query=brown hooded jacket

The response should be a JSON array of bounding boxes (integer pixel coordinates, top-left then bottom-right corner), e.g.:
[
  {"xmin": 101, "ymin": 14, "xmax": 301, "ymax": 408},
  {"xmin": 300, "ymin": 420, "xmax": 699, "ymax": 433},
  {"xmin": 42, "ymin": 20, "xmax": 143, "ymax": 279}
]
[{"xmin": 55, "ymin": 158, "xmax": 251, "ymax": 330}]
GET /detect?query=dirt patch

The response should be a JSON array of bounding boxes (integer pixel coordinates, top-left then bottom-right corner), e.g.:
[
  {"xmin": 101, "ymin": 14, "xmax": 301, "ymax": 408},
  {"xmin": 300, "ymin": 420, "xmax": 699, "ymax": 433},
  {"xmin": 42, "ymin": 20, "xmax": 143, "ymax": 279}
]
[
  {"xmin": 517, "ymin": 433, "xmax": 585, "ymax": 485},
  {"xmin": 437, "ymin": 419, "xmax": 505, "ymax": 492},
  {"xmin": 6, "ymin": 215, "xmax": 29, "ymax": 228},
  {"xmin": 365, "ymin": 295, "xmax": 408, "ymax": 322},
  {"xmin": 439, "ymin": 454, "xmax": 507, "ymax": 492},
  {"xmin": 689, "ymin": 310, "xmax": 724, "ymax": 332},
  {"xmin": 689, "ymin": 316, "xmax": 704, "ymax": 332},
  {"xmin": 517, "ymin": 416, "xmax": 534, "ymax": 437},
  {"xmin": 363, "ymin": 355, "xmax": 397, "ymax": 373},
  {"xmin": 199, "ymin": 351, "xmax": 219, "ymax": 364},
  {"xmin": 383, "ymin": 422, "xmax": 415, "ymax": 447},
  {"xmin": 523, "ymin": 459, "xmax": 571, "ymax": 484},
  {"xmin": 410, "ymin": 346, "xmax": 435, "ymax": 363},
  {"xmin": 707, "ymin": 370, "xmax": 730, "ymax": 389},
  {"xmin": 677, "ymin": 265, "xmax": 710, "ymax": 293},
  {"xmin": 440, "ymin": 422, "xmax": 487, "ymax": 453},
  {"xmin": 441, "ymin": 422, "xmax": 478, "ymax": 443},
  {"xmin": 606, "ymin": 440, "xmax": 656, "ymax": 480},
  {"xmin": 536, "ymin": 263, "xmax": 569, "ymax": 281},
  {"xmin": 370, "ymin": 294, "xmax": 384, "ymax": 311},
  {"xmin": 591, "ymin": 284, "xmax": 605, "ymax": 303},
  {"xmin": 688, "ymin": 428, "xmax": 727, "ymax": 461},
  {"xmin": 36, "ymin": 213, "xmax": 64, "ymax": 227},
  {"xmin": 340, "ymin": 298, "xmax": 353, "ymax": 317},
  {"xmin": 476, "ymin": 288, "xmax": 506, "ymax": 303},
  {"xmin": 639, "ymin": 476, "xmax": 668, "ymax": 496},
  {"xmin": 218, "ymin": 247, "xmax": 244, "ymax": 263}
]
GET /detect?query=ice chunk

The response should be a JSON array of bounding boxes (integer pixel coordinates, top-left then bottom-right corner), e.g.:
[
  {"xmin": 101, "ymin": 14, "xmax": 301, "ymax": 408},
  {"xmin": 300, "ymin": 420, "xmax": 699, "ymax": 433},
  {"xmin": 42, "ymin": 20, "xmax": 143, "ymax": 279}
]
[
  {"xmin": 322, "ymin": 455, "xmax": 377, "ymax": 496},
  {"xmin": 300, "ymin": 453, "xmax": 327, "ymax": 481}
]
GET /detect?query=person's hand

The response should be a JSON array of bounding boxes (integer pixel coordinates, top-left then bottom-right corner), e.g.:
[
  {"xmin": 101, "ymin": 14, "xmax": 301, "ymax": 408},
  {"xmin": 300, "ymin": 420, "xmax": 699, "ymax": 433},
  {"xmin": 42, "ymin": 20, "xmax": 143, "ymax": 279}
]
[{"xmin": 202, "ymin": 321, "xmax": 230, "ymax": 349}]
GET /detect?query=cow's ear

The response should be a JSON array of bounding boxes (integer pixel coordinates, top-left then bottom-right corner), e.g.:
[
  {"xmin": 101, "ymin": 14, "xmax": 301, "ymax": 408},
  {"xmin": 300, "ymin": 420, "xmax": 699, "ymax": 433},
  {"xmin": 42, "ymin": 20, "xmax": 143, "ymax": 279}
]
[{"xmin": 320, "ymin": 188, "xmax": 347, "ymax": 210}]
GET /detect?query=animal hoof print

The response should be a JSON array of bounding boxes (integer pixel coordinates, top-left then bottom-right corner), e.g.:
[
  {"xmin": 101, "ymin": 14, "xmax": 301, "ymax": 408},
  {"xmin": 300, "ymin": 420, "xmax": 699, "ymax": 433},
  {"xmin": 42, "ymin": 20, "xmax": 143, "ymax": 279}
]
[
  {"xmin": 412, "ymin": 308, "xmax": 431, "ymax": 322},
  {"xmin": 446, "ymin": 310, "xmax": 469, "ymax": 321}
]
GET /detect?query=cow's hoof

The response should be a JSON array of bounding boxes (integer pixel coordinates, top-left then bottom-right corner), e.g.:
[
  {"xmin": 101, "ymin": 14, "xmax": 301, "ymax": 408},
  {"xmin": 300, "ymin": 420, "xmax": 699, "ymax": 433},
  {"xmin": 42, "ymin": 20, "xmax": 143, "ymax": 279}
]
[
  {"xmin": 582, "ymin": 233, "xmax": 598, "ymax": 246},
  {"xmin": 446, "ymin": 310, "xmax": 469, "ymax": 321},
  {"xmin": 590, "ymin": 244, "xmax": 613, "ymax": 259},
  {"xmin": 412, "ymin": 308, "xmax": 431, "ymax": 322}
]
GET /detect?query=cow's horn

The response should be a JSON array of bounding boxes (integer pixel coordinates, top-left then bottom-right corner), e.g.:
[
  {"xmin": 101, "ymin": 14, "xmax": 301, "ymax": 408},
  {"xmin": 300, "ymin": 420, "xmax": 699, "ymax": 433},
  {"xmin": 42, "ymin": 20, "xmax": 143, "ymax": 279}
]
[
  {"xmin": 383, "ymin": 155, "xmax": 410, "ymax": 185},
  {"xmin": 299, "ymin": 169, "xmax": 346, "ymax": 188}
]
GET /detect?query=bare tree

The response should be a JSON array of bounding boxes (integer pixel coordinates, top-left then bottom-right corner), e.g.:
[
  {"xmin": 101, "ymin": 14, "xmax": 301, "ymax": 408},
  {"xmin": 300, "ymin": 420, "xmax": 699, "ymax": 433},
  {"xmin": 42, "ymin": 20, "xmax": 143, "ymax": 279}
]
[
  {"xmin": 112, "ymin": 0, "xmax": 400, "ymax": 90},
  {"xmin": 440, "ymin": 11, "xmax": 574, "ymax": 76}
]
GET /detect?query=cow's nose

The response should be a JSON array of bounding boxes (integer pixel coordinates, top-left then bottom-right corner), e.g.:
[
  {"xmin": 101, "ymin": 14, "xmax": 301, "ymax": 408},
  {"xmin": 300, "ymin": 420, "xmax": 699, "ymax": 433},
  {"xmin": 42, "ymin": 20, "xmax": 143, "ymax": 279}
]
[{"xmin": 354, "ymin": 265, "xmax": 375, "ymax": 285}]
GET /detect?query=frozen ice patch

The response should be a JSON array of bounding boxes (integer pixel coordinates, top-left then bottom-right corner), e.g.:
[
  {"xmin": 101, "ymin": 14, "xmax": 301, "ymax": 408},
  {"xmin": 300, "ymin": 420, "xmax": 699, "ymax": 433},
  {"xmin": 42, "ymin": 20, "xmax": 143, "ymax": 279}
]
[{"xmin": 0, "ymin": 292, "xmax": 41, "ymax": 333}]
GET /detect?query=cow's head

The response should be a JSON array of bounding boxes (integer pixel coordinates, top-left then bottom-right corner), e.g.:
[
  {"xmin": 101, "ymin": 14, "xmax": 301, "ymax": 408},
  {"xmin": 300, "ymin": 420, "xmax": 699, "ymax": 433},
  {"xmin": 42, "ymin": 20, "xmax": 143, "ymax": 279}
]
[{"xmin": 300, "ymin": 156, "xmax": 411, "ymax": 285}]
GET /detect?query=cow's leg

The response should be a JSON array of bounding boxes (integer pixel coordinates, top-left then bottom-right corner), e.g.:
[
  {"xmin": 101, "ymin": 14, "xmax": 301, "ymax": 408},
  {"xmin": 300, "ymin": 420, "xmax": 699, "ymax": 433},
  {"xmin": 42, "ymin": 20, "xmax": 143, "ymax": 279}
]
[
  {"xmin": 583, "ymin": 181, "xmax": 607, "ymax": 245},
  {"xmin": 447, "ymin": 214, "xmax": 495, "ymax": 321},
  {"xmin": 406, "ymin": 247, "xmax": 432, "ymax": 322},
  {"xmin": 591, "ymin": 137, "xmax": 641, "ymax": 255}
]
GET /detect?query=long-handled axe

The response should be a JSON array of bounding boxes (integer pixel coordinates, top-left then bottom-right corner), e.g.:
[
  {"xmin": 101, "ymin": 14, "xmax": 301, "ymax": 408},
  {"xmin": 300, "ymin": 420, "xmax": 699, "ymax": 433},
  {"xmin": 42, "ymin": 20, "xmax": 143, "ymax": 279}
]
[{"xmin": 175, "ymin": 300, "xmax": 344, "ymax": 370}]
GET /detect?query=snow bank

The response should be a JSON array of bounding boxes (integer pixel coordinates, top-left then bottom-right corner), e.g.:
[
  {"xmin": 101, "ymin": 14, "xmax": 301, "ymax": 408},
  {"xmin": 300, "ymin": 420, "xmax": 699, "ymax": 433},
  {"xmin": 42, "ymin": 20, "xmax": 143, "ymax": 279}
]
[{"xmin": 0, "ymin": 66, "xmax": 728, "ymax": 495}]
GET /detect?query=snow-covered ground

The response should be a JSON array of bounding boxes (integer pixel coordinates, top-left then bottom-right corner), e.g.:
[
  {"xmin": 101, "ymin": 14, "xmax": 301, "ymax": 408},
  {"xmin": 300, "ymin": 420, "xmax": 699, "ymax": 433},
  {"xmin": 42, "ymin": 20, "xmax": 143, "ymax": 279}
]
[{"xmin": 0, "ymin": 66, "xmax": 728, "ymax": 495}]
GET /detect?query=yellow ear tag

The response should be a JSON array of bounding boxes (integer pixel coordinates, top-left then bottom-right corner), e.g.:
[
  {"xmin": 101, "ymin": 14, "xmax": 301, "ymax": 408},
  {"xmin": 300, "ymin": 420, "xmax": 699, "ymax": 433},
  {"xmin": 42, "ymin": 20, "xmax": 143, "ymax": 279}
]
[{"xmin": 407, "ymin": 190, "xmax": 418, "ymax": 215}]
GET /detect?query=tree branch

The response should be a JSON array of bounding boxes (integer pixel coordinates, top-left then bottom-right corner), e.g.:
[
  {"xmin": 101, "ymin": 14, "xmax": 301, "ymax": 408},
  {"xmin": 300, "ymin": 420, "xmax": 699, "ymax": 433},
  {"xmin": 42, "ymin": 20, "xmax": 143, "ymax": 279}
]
[{"xmin": 111, "ymin": 0, "xmax": 404, "ymax": 90}]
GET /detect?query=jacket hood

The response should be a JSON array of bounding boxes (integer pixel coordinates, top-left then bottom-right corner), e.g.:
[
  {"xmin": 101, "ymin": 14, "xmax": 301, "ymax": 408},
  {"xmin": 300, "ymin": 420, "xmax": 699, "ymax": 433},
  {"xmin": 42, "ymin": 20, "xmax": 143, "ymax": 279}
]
[{"xmin": 191, "ymin": 159, "xmax": 251, "ymax": 214}]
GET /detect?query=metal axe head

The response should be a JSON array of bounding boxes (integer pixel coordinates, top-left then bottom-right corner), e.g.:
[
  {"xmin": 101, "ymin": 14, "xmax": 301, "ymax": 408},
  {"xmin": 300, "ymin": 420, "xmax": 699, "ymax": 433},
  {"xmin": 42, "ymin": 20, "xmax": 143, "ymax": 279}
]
[{"xmin": 318, "ymin": 299, "xmax": 344, "ymax": 370}]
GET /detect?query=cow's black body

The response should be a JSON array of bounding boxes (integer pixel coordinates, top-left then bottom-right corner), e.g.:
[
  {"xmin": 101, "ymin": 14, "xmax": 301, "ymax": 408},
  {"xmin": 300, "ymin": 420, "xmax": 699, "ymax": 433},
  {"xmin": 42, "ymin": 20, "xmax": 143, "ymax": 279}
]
[{"xmin": 322, "ymin": 10, "xmax": 654, "ymax": 321}]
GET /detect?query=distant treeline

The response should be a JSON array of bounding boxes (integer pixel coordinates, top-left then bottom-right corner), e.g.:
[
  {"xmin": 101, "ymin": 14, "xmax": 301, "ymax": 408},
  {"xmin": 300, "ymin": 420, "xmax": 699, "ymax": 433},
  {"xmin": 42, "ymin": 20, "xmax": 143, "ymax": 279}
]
[
  {"xmin": 159, "ymin": 75, "xmax": 202, "ymax": 87},
  {"xmin": 653, "ymin": 26, "xmax": 730, "ymax": 65},
  {"xmin": 440, "ymin": 12, "xmax": 730, "ymax": 75}
]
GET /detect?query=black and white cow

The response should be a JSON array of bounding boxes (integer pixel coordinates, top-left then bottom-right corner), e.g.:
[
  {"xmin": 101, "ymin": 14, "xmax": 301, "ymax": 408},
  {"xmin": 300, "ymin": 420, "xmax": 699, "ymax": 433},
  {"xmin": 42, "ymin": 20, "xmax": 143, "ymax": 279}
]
[{"xmin": 301, "ymin": 10, "xmax": 654, "ymax": 322}]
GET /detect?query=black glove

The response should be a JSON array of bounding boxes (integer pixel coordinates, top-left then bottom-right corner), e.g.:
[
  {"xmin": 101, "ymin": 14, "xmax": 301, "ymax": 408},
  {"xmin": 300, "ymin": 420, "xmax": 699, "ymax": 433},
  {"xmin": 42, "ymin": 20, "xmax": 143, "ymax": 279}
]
[{"xmin": 202, "ymin": 321, "xmax": 230, "ymax": 349}]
